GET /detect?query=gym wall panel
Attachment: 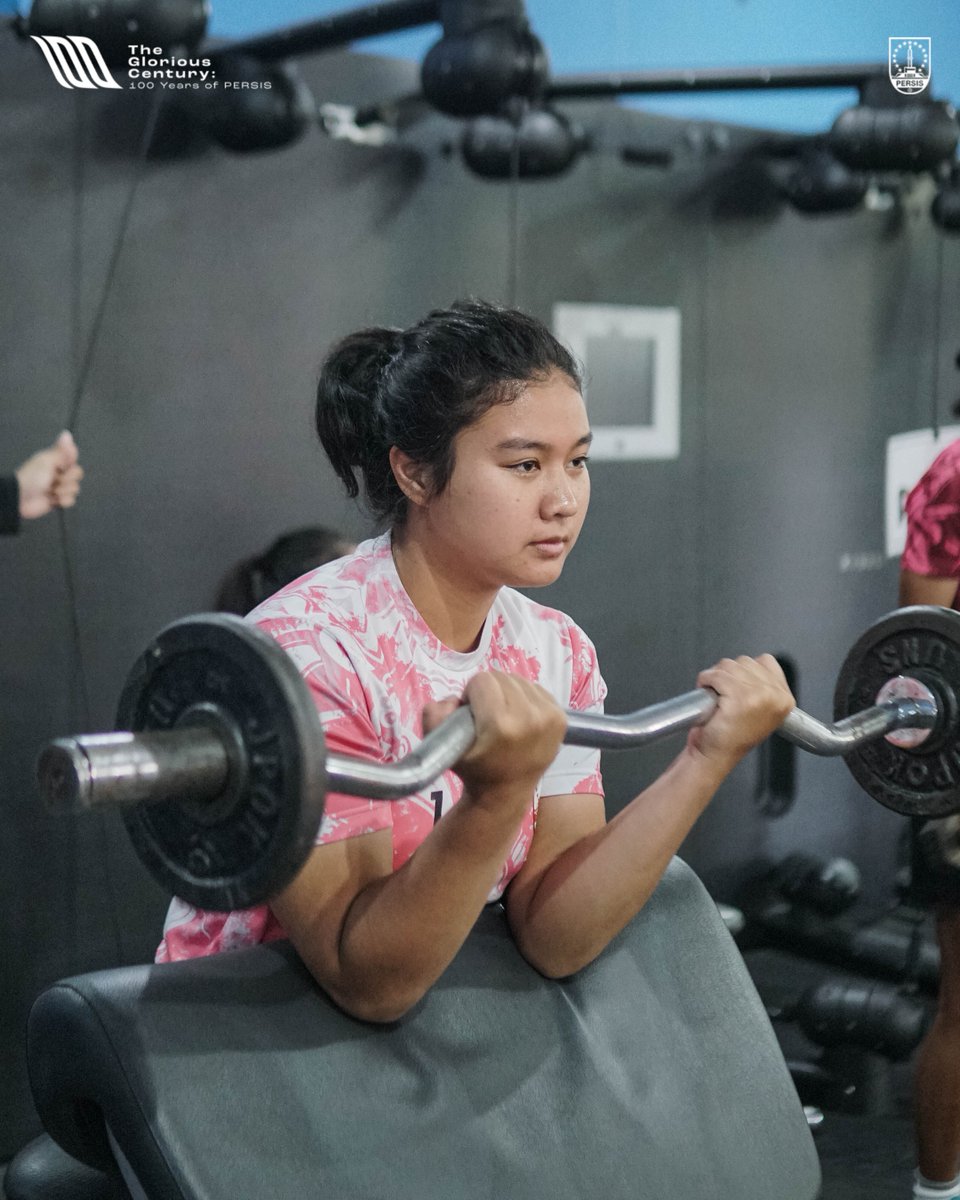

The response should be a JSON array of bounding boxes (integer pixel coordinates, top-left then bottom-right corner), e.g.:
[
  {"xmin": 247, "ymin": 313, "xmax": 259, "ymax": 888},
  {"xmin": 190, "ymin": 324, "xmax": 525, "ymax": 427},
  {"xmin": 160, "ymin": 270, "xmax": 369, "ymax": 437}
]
[
  {"xmin": 0, "ymin": 41, "xmax": 514, "ymax": 1157},
  {"xmin": 687, "ymin": 201, "xmax": 957, "ymax": 900}
]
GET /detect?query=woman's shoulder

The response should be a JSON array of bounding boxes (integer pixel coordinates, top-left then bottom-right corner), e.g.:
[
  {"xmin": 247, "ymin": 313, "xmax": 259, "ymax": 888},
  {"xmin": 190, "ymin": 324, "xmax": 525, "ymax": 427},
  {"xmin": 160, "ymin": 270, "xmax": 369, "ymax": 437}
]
[
  {"xmin": 494, "ymin": 590, "xmax": 605, "ymax": 705},
  {"xmin": 245, "ymin": 535, "xmax": 400, "ymax": 666},
  {"xmin": 247, "ymin": 535, "xmax": 387, "ymax": 624},
  {"xmin": 495, "ymin": 588, "xmax": 598, "ymax": 655}
]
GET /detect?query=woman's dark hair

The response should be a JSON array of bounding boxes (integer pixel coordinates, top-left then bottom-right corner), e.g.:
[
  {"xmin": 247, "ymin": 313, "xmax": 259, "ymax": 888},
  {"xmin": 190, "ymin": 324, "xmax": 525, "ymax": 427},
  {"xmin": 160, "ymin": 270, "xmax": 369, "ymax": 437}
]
[
  {"xmin": 315, "ymin": 298, "xmax": 582, "ymax": 525},
  {"xmin": 215, "ymin": 526, "xmax": 355, "ymax": 615}
]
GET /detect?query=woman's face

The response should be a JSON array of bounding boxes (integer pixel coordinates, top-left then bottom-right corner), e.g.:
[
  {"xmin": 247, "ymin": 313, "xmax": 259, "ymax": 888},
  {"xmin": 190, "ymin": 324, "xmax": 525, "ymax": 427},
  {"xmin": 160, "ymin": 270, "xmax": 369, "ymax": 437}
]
[{"xmin": 421, "ymin": 370, "xmax": 591, "ymax": 591}]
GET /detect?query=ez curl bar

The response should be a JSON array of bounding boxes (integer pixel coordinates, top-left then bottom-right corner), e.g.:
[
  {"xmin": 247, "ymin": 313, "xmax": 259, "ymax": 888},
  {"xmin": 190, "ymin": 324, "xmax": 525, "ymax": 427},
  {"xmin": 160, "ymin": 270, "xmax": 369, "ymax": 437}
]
[{"xmin": 35, "ymin": 606, "xmax": 960, "ymax": 912}]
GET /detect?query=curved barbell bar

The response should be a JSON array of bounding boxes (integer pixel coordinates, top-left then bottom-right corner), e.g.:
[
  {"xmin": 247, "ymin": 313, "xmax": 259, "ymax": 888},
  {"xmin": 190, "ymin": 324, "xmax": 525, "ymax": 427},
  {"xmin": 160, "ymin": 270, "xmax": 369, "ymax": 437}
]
[{"xmin": 38, "ymin": 688, "xmax": 939, "ymax": 812}]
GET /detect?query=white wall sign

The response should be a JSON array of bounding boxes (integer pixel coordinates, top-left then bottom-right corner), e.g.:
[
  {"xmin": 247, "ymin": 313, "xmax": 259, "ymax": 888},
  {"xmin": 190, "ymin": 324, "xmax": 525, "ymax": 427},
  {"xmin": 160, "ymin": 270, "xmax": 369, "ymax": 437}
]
[
  {"xmin": 885, "ymin": 425, "xmax": 960, "ymax": 558},
  {"xmin": 553, "ymin": 302, "xmax": 681, "ymax": 461}
]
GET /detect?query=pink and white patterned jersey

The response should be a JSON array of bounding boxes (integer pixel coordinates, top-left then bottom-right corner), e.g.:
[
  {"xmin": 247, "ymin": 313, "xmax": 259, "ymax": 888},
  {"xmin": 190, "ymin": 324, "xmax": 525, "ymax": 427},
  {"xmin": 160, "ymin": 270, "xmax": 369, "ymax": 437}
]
[
  {"xmin": 902, "ymin": 438, "xmax": 960, "ymax": 606},
  {"xmin": 157, "ymin": 532, "xmax": 607, "ymax": 962}
]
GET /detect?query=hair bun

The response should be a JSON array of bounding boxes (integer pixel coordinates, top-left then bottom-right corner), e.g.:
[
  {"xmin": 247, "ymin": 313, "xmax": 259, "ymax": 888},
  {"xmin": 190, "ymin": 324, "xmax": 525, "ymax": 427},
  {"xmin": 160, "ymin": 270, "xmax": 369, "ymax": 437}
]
[{"xmin": 315, "ymin": 326, "xmax": 403, "ymax": 491}]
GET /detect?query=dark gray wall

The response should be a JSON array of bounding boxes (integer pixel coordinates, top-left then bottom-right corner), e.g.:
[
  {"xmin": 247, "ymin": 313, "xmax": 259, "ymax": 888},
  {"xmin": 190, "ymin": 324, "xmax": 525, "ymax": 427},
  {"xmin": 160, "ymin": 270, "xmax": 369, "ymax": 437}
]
[
  {"xmin": 2, "ymin": 34, "xmax": 957, "ymax": 1157},
  {"xmin": 690, "ymin": 202, "xmax": 958, "ymax": 895}
]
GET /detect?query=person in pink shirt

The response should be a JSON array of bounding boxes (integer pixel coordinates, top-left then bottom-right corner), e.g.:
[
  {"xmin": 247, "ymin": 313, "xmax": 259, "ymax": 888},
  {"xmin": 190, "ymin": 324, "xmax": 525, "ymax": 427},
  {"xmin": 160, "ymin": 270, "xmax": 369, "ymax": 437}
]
[
  {"xmin": 158, "ymin": 298, "xmax": 793, "ymax": 1022},
  {"xmin": 901, "ymin": 437, "xmax": 960, "ymax": 1200}
]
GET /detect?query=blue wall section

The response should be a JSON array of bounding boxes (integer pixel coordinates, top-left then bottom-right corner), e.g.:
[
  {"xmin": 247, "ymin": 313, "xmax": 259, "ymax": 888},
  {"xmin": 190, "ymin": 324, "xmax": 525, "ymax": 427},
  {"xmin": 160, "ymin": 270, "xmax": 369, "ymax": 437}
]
[{"xmin": 4, "ymin": 0, "xmax": 958, "ymax": 131}]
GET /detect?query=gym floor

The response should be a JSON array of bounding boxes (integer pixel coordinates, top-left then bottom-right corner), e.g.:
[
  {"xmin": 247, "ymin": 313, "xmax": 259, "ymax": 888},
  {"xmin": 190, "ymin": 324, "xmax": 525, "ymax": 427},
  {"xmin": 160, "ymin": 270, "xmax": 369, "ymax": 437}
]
[
  {"xmin": 817, "ymin": 1113, "xmax": 915, "ymax": 1198},
  {"xmin": 746, "ymin": 945, "xmax": 924, "ymax": 1199}
]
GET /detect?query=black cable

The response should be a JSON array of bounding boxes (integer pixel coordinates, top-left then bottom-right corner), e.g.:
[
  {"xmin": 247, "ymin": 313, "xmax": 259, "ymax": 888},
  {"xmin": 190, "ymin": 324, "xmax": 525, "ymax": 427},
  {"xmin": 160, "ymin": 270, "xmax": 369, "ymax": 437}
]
[
  {"xmin": 58, "ymin": 514, "xmax": 92, "ymax": 724},
  {"xmin": 59, "ymin": 90, "xmax": 163, "ymax": 968},
  {"xmin": 71, "ymin": 93, "xmax": 85, "ymax": 404},
  {"xmin": 66, "ymin": 92, "xmax": 163, "ymax": 435},
  {"xmin": 66, "ymin": 91, "xmax": 91, "ymax": 726},
  {"xmin": 931, "ymin": 234, "xmax": 945, "ymax": 439},
  {"xmin": 58, "ymin": 90, "xmax": 88, "ymax": 973},
  {"xmin": 61, "ymin": 90, "xmax": 163, "ymax": 721},
  {"xmin": 507, "ymin": 103, "xmax": 522, "ymax": 308},
  {"xmin": 697, "ymin": 212, "xmax": 711, "ymax": 703}
]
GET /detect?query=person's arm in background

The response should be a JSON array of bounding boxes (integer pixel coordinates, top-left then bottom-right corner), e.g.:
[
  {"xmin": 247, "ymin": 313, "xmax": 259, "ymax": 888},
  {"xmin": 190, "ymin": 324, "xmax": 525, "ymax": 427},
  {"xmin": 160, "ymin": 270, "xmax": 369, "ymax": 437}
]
[
  {"xmin": 899, "ymin": 571, "xmax": 959, "ymax": 608},
  {"xmin": 1, "ymin": 432, "xmax": 83, "ymax": 535},
  {"xmin": 900, "ymin": 454, "xmax": 960, "ymax": 609}
]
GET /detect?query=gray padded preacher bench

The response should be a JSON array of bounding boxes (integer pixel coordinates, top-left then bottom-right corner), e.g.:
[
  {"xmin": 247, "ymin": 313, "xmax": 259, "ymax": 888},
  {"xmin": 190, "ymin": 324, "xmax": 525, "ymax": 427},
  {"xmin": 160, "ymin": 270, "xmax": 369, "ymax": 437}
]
[{"xmin": 11, "ymin": 859, "xmax": 821, "ymax": 1200}]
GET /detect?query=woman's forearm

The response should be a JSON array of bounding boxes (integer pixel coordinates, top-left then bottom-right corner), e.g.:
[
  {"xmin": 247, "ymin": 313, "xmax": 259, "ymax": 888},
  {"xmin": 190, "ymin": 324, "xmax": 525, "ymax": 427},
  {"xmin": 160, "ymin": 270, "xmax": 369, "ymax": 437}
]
[
  {"xmin": 303, "ymin": 788, "xmax": 531, "ymax": 1022},
  {"xmin": 509, "ymin": 747, "xmax": 734, "ymax": 979}
]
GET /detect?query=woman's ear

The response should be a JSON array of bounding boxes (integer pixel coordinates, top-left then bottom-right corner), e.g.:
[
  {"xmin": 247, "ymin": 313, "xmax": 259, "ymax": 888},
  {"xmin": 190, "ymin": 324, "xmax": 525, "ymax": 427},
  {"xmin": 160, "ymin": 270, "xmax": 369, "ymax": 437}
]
[{"xmin": 389, "ymin": 446, "xmax": 432, "ymax": 508}]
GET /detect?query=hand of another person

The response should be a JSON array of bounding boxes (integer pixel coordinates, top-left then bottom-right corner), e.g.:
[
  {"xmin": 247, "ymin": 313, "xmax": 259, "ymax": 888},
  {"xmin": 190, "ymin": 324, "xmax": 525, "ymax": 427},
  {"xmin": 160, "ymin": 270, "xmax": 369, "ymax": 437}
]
[
  {"xmin": 16, "ymin": 431, "xmax": 83, "ymax": 519},
  {"xmin": 422, "ymin": 671, "xmax": 567, "ymax": 808},
  {"xmin": 690, "ymin": 654, "xmax": 795, "ymax": 771}
]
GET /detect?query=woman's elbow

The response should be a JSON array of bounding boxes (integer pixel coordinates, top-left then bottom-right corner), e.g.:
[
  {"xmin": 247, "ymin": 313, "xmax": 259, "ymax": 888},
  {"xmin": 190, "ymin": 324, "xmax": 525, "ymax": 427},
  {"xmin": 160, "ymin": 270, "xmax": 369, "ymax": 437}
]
[
  {"xmin": 322, "ymin": 975, "xmax": 427, "ymax": 1025},
  {"xmin": 340, "ymin": 994, "xmax": 419, "ymax": 1024},
  {"xmin": 513, "ymin": 934, "xmax": 593, "ymax": 981}
]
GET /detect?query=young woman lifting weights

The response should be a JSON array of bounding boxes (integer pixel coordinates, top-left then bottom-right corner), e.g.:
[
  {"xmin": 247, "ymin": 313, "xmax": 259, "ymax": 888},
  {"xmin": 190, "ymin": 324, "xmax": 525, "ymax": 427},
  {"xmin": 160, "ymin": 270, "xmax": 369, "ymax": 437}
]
[{"xmin": 157, "ymin": 299, "xmax": 793, "ymax": 1022}]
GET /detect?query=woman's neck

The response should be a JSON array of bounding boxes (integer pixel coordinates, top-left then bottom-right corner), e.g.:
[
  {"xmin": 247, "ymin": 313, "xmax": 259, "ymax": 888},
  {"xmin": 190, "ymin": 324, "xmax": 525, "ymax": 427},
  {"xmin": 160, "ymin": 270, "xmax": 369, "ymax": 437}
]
[{"xmin": 391, "ymin": 525, "xmax": 498, "ymax": 653}]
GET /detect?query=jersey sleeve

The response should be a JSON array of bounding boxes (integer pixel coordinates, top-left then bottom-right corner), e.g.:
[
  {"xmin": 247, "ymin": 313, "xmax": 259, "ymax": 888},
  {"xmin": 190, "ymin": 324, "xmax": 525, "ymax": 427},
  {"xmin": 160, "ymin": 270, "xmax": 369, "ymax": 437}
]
[
  {"xmin": 0, "ymin": 476, "xmax": 20, "ymax": 535},
  {"xmin": 902, "ymin": 467, "xmax": 960, "ymax": 578},
  {"xmin": 540, "ymin": 620, "xmax": 606, "ymax": 799},
  {"xmin": 254, "ymin": 616, "xmax": 393, "ymax": 846}
]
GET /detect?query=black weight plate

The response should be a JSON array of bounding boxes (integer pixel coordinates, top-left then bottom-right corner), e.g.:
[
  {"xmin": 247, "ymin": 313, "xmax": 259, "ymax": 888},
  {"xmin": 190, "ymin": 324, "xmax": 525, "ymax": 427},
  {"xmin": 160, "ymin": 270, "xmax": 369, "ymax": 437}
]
[
  {"xmin": 834, "ymin": 605, "xmax": 960, "ymax": 817},
  {"xmin": 116, "ymin": 614, "xmax": 327, "ymax": 910}
]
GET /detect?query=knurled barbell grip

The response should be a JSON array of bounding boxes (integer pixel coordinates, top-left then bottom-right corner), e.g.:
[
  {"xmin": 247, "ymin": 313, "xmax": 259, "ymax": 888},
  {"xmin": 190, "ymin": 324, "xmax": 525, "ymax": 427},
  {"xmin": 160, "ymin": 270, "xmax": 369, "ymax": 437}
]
[{"xmin": 38, "ymin": 688, "xmax": 939, "ymax": 813}]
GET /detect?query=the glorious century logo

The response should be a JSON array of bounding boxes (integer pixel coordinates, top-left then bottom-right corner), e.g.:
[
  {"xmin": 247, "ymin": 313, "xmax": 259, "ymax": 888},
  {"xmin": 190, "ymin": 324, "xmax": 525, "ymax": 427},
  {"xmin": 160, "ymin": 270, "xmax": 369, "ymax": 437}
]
[
  {"xmin": 889, "ymin": 37, "xmax": 932, "ymax": 95},
  {"xmin": 30, "ymin": 35, "xmax": 123, "ymax": 89},
  {"xmin": 31, "ymin": 38, "xmax": 221, "ymax": 91}
]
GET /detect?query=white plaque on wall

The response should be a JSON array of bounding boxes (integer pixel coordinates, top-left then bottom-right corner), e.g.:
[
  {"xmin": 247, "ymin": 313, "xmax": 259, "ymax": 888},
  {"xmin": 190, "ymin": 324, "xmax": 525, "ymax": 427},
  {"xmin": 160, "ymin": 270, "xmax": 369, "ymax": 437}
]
[
  {"xmin": 885, "ymin": 424, "xmax": 960, "ymax": 558},
  {"xmin": 553, "ymin": 303, "xmax": 681, "ymax": 461}
]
